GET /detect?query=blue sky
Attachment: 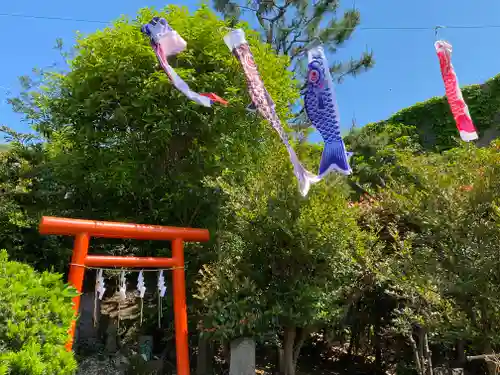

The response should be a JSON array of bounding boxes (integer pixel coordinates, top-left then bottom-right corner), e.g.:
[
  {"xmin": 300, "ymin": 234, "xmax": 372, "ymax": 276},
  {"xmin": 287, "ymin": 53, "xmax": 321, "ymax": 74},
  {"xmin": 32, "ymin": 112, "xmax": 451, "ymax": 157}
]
[{"xmin": 1, "ymin": 0, "xmax": 499, "ymax": 142}]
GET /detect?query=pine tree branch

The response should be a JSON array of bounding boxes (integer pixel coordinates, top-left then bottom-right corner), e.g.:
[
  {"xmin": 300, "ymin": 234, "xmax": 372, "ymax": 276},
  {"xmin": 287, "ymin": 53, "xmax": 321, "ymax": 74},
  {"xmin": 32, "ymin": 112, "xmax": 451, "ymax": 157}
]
[
  {"xmin": 213, "ymin": 0, "xmax": 231, "ymax": 12},
  {"xmin": 286, "ymin": 12, "xmax": 325, "ymax": 61},
  {"xmin": 333, "ymin": 50, "xmax": 374, "ymax": 83},
  {"xmin": 239, "ymin": 4, "xmax": 274, "ymax": 21},
  {"xmin": 259, "ymin": 1, "xmax": 295, "ymax": 45},
  {"xmin": 256, "ymin": 12, "xmax": 272, "ymax": 43},
  {"xmin": 238, "ymin": 4, "xmax": 256, "ymax": 12},
  {"xmin": 319, "ymin": 9, "xmax": 360, "ymax": 48},
  {"xmin": 284, "ymin": 35, "xmax": 308, "ymax": 55},
  {"xmin": 269, "ymin": 0, "xmax": 292, "ymax": 22}
]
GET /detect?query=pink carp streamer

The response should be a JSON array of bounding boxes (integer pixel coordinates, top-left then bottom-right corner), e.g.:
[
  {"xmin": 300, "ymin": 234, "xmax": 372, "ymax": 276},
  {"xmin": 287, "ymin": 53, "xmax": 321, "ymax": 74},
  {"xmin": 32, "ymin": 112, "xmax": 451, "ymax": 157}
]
[
  {"xmin": 224, "ymin": 29, "xmax": 319, "ymax": 196},
  {"xmin": 435, "ymin": 40, "xmax": 478, "ymax": 141}
]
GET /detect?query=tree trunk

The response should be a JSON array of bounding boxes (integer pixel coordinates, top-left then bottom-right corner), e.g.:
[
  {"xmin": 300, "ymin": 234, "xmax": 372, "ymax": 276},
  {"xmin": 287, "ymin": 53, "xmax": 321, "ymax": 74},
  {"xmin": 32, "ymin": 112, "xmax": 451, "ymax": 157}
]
[
  {"xmin": 483, "ymin": 340, "xmax": 497, "ymax": 375},
  {"xmin": 347, "ymin": 330, "xmax": 354, "ymax": 356},
  {"xmin": 283, "ymin": 327, "xmax": 297, "ymax": 375},
  {"xmin": 348, "ymin": 324, "xmax": 360, "ymax": 357},
  {"xmin": 221, "ymin": 340, "xmax": 231, "ymax": 368},
  {"xmin": 455, "ymin": 339, "xmax": 466, "ymax": 367},
  {"xmin": 196, "ymin": 335, "xmax": 212, "ymax": 375},
  {"xmin": 277, "ymin": 346, "xmax": 285, "ymax": 375},
  {"xmin": 292, "ymin": 327, "xmax": 311, "ymax": 370},
  {"xmin": 424, "ymin": 332, "xmax": 433, "ymax": 375},
  {"xmin": 418, "ymin": 328, "xmax": 425, "ymax": 373},
  {"xmin": 280, "ymin": 326, "xmax": 312, "ymax": 375},
  {"xmin": 409, "ymin": 334, "xmax": 424, "ymax": 375},
  {"xmin": 480, "ymin": 302, "xmax": 496, "ymax": 375},
  {"xmin": 374, "ymin": 334, "xmax": 382, "ymax": 373}
]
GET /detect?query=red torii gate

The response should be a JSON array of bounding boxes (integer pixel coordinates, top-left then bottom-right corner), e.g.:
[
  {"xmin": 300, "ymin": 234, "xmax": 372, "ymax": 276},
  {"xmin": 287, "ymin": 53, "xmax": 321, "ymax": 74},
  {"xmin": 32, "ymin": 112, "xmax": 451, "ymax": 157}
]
[{"xmin": 39, "ymin": 216, "xmax": 210, "ymax": 375}]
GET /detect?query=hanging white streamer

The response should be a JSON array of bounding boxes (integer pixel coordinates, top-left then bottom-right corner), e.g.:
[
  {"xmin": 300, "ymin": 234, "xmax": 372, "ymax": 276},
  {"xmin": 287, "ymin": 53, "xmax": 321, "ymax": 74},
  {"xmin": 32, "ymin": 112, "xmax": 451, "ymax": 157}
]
[
  {"xmin": 137, "ymin": 270, "xmax": 146, "ymax": 298},
  {"xmin": 96, "ymin": 269, "xmax": 106, "ymax": 300},
  {"xmin": 157, "ymin": 270, "xmax": 167, "ymax": 298},
  {"xmin": 119, "ymin": 271, "xmax": 127, "ymax": 301}
]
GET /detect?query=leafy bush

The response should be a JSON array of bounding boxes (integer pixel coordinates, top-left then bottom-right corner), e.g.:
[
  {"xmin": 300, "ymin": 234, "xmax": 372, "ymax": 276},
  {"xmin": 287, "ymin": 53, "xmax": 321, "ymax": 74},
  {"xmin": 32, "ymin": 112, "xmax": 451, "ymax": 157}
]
[{"xmin": 0, "ymin": 250, "xmax": 77, "ymax": 374}]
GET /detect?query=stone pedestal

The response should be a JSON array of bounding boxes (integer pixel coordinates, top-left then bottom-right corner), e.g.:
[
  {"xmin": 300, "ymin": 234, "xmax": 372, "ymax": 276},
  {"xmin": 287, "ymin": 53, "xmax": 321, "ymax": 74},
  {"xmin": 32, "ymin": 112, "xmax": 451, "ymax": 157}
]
[{"xmin": 229, "ymin": 337, "xmax": 255, "ymax": 375}]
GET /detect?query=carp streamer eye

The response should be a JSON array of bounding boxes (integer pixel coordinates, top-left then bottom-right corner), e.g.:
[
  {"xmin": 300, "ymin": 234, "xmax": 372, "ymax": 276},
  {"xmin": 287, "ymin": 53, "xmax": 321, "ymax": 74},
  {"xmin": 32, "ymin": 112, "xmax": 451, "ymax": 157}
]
[
  {"xmin": 307, "ymin": 60, "xmax": 323, "ymax": 85},
  {"xmin": 308, "ymin": 68, "xmax": 322, "ymax": 85},
  {"xmin": 309, "ymin": 69, "xmax": 319, "ymax": 82},
  {"xmin": 244, "ymin": 53, "xmax": 257, "ymax": 71}
]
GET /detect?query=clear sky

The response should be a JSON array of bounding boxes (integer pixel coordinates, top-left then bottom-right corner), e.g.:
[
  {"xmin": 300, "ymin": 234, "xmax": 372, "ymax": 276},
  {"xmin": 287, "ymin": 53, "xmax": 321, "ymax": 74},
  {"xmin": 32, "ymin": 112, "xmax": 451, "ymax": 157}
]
[{"xmin": 1, "ymin": 0, "xmax": 499, "ymax": 142}]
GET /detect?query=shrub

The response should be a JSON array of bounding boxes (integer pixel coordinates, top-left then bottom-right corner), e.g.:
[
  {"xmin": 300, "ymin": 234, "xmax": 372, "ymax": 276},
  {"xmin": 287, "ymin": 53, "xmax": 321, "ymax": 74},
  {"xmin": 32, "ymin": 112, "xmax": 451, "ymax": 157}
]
[{"xmin": 0, "ymin": 250, "xmax": 77, "ymax": 374}]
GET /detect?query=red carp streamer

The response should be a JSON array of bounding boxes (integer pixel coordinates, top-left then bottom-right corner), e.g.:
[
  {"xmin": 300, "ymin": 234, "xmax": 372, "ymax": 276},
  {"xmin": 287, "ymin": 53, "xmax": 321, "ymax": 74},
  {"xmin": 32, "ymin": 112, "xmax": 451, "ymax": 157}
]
[{"xmin": 435, "ymin": 40, "xmax": 478, "ymax": 142}]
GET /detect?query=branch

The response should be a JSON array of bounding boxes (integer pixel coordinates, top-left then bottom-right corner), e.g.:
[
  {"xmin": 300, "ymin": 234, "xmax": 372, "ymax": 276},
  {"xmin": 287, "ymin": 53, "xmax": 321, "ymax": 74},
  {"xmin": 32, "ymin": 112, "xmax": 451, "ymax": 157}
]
[
  {"xmin": 256, "ymin": 12, "xmax": 272, "ymax": 43},
  {"xmin": 283, "ymin": 34, "xmax": 308, "ymax": 55},
  {"xmin": 237, "ymin": 4, "xmax": 274, "ymax": 21},
  {"xmin": 0, "ymin": 125, "xmax": 39, "ymax": 145},
  {"xmin": 237, "ymin": 5, "xmax": 257, "ymax": 12},
  {"xmin": 409, "ymin": 334, "xmax": 424, "ymax": 375},
  {"xmin": 424, "ymin": 333, "xmax": 433, "ymax": 375},
  {"xmin": 347, "ymin": 180, "xmax": 373, "ymax": 198},
  {"xmin": 269, "ymin": 0, "xmax": 291, "ymax": 23},
  {"xmin": 261, "ymin": 1, "xmax": 294, "ymax": 45},
  {"xmin": 293, "ymin": 326, "xmax": 314, "ymax": 365},
  {"xmin": 286, "ymin": 13, "xmax": 321, "ymax": 61},
  {"xmin": 467, "ymin": 354, "xmax": 500, "ymax": 361}
]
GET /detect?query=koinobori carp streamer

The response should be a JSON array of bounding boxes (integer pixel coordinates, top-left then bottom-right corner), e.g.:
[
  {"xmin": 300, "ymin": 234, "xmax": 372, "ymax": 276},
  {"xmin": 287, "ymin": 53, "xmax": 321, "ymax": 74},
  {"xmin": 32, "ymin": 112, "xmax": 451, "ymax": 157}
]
[
  {"xmin": 304, "ymin": 45, "xmax": 353, "ymax": 176},
  {"xmin": 141, "ymin": 17, "xmax": 227, "ymax": 107},
  {"xmin": 435, "ymin": 40, "xmax": 478, "ymax": 141}
]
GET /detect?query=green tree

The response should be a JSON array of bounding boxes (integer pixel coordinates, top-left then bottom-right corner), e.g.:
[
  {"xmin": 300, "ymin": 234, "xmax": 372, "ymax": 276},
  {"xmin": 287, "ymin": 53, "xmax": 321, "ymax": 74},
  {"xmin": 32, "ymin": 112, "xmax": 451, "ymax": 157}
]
[
  {"xmin": 0, "ymin": 250, "xmax": 77, "ymax": 374},
  {"xmin": 355, "ymin": 142, "xmax": 500, "ymax": 373},
  {"xmin": 9, "ymin": 4, "xmax": 300, "ymax": 257},
  {"xmin": 0, "ymin": 127, "xmax": 70, "ymax": 272},
  {"xmin": 196, "ymin": 153, "xmax": 365, "ymax": 375},
  {"xmin": 213, "ymin": 0, "xmax": 373, "ymax": 82}
]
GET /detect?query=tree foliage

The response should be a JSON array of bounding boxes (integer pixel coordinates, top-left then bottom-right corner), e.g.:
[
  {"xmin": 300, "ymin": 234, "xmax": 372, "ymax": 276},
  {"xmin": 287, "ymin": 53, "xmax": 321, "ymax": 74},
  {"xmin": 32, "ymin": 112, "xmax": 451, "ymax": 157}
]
[
  {"xmin": 344, "ymin": 141, "xmax": 500, "ymax": 373},
  {"xmin": 0, "ymin": 127, "xmax": 70, "ymax": 272}
]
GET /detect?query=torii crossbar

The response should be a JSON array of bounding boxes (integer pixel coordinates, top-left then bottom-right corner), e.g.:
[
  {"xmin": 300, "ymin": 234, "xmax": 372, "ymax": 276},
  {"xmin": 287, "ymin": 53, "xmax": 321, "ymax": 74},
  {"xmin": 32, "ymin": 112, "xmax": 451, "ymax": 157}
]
[{"xmin": 39, "ymin": 216, "xmax": 210, "ymax": 375}]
